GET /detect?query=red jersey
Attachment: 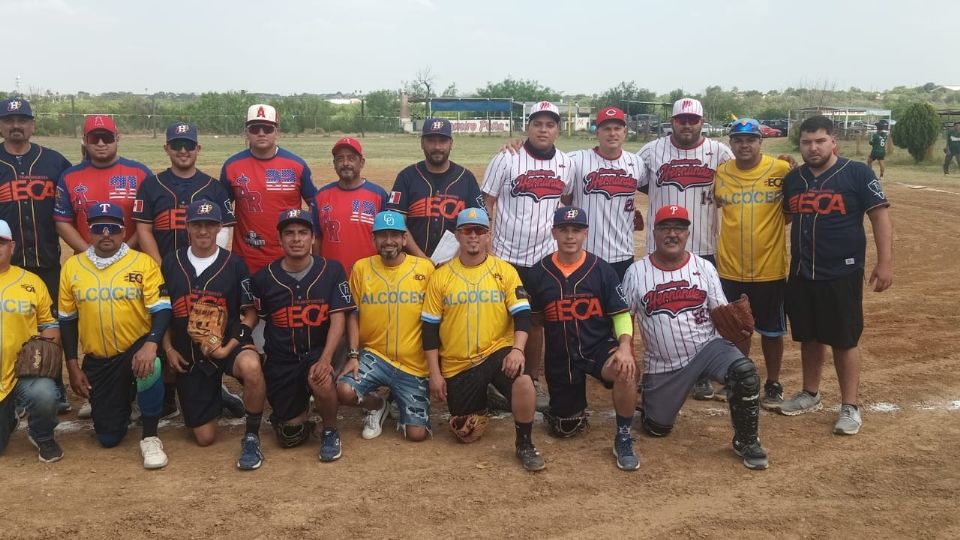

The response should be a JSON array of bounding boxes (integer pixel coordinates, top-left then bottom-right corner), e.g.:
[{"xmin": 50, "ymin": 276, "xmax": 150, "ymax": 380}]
[
  {"xmin": 54, "ymin": 157, "xmax": 153, "ymax": 242},
  {"xmin": 314, "ymin": 179, "xmax": 388, "ymax": 275}
]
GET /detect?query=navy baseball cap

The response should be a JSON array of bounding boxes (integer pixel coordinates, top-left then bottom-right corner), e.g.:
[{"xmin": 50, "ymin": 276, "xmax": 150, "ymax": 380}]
[
  {"xmin": 553, "ymin": 206, "xmax": 588, "ymax": 228},
  {"xmin": 455, "ymin": 207, "xmax": 490, "ymax": 229},
  {"xmin": 729, "ymin": 118, "xmax": 761, "ymax": 137},
  {"xmin": 372, "ymin": 210, "xmax": 407, "ymax": 233},
  {"xmin": 422, "ymin": 118, "xmax": 452, "ymax": 138},
  {"xmin": 166, "ymin": 122, "xmax": 198, "ymax": 143},
  {"xmin": 277, "ymin": 208, "xmax": 315, "ymax": 231},
  {"xmin": 0, "ymin": 98, "xmax": 33, "ymax": 119},
  {"xmin": 87, "ymin": 202, "xmax": 125, "ymax": 222},
  {"xmin": 186, "ymin": 200, "xmax": 222, "ymax": 223}
]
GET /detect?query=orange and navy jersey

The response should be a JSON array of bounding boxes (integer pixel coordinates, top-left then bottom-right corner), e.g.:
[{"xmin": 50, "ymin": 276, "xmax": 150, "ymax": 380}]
[
  {"xmin": 219, "ymin": 148, "xmax": 318, "ymax": 275},
  {"xmin": 0, "ymin": 143, "xmax": 71, "ymax": 269},
  {"xmin": 314, "ymin": 180, "xmax": 387, "ymax": 275},
  {"xmin": 134, "ymin": 169, "xmax": 235, "ymax": 256},
  {"xmin": 54, "ymin": 157, "xmax": 152, "ymax": 243}
]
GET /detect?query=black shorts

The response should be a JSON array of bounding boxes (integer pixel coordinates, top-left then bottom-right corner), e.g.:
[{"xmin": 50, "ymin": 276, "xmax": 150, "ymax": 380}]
[
  {"xmin": 720, "ymin": 278, "xmax": 787, "ymax": 337},
  {"xmin": 176, "ymin": 346, "xmax": 249, "ymax": 428},
  {"xmin": 83, "ymin": 336, "xmax": 148, "ymax": 437},
  {"xmin": 510, "ymin": 263, "xmax": 535, "ymax": 292},
  {"xmin": 262, "ymin": 354, "xmax": 321, "ymax": 424},
  {"xmin": 445, "ymin": 347, "xmax": 515, "ymax": 416},
  {"xmin": 786, "ymin": 270, "xmax": 864, "ymax": 349},
  {"xmin": 544, "ymin": 343, "xmax": 615, "ymax": 418},
  {"xmin": 608, "ymin": 259, "xmax": 634, "ymax": 282},
  {"xmin": 869, "ymin": 152, "xmax": 885, "ymax": 161}
]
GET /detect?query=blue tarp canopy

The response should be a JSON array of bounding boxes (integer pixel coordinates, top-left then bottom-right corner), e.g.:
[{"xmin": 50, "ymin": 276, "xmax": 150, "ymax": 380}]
[{"xmin": 429, "ymin": 98, "xmax": 514, "ymax": 113}]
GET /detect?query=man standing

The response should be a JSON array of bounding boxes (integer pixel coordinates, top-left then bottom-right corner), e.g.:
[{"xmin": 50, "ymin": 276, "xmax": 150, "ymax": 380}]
[
  {"xmin": 778, "ymin": 115, "xmax": 894, "ymax": 436},
  {"xmin": 60, "ymin": 203, "xmax": 172, "ymax": 469},
  {"xmin": 336, "ymin": 211, "xmax": 434, "ymax": 442},
  {"xmin": 622, "ymin": 205, "xmax": 769, "ymax": 470},
  {"xmin": 421, "ymin": 208, "xmax": 544, "ymax": 472},
  {"xmin": 866, "ymin": 120, "xmax": 890, "ymax": 179},
  {"xmin": 387, "ymin": 118, "xmax": 483, "ymax": 258},
  {"xmin": 251, "ymin": 209, "xmax": 354, "ymax": 461},
  {"xmin": 944, "ymin": 122, "xmax": 960, "ymax": 174},
  {"xmin": 220, "ymin": 104, "xmax": 318, "ymax": 275},
  {"xmin": 714, "ymin": 119, "xmax": 793, "ymax": 409},
  {"xmin": 525, "ymin": 207, "xmax": 639, "ymax": 471},
  {"xmin": 314, "ymin": 137, "xmax": 387, "ymax": 275}
]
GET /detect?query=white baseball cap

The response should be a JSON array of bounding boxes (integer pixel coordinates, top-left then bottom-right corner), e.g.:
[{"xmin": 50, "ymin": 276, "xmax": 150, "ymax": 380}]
[
  {"xmin": 246, "ymin": 104, "xmax": 279, "ymax": 125},
  {"xmin": 528, "ymin": 101, "xmax": 561, "ymax": 122},
  {"xmin": 0, "ymin": 220, "xmax": 12, "ymax": 241},
  {"xmin": 672, "ymin": 98, "xmax": 704, "ymax": 118}
]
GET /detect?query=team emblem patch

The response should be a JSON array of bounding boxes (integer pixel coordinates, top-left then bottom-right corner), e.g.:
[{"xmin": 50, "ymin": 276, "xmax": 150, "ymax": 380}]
[
  {"xmin": 389, "ymin": 191, "xmax": 401, "ymax": 205},
  {"xmin": 583, "ymin": 168, "xmax": 637, "ymax": 199},
  {"xmin": 176, "ymin": 123, "xmax": 190, "ymax": 134},
  {"xmin": 565, "ymin": 209, "xmax": 579, "ymax": 219},
  {"xmin": 656, "ymin": 160, "xmax": 714, "ymax": 191},
  {"xmin": 132, "ymin": 199, "xmax": 144, "ymax": 213},
  {"xmin": 641, "ymin": 280, "xmax": 706, "ymax": 317},
  {"xmin": 338, "ymin": 281, "xmax": 353, "ymax": 304},
  {"xmin": 7, "ymin": 100, "xmax": 22, "ymax": 112},
  {"xmin": 197, "ymin": 202, "xmax": 214, "ymax": 214},
  {"xmin": 511, "ymin": 170, "xmax": 565, "ymax": 202},
  {"xmin": 515, "ymin": 286, "xmax": 528, "ymax": 300}
]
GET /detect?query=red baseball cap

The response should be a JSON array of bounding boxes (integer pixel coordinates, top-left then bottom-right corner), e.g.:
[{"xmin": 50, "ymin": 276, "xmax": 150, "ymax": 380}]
[
  {"xmin": 654, "ymin": 205, "xmax": 690, "ymax": 226},
  {"xmin": 83, "ymin": 114, "xmax": 118, "ymax": 135},
  {"xmin": 332, "ymin": 136, "xmax": 363, "ymax": 156},
  {"xmin": 596, "ymin": 106, "xmax": 626, "ymax": 126}
]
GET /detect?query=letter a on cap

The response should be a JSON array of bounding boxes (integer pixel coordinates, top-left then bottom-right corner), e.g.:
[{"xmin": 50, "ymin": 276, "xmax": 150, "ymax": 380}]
[{"xmin": 256, "ymin": 106, "xmax": 266, "ymax": 118}]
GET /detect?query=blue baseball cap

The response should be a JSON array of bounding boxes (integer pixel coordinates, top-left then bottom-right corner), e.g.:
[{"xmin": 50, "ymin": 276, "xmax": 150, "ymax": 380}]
[
  {"xmin": 455, "ymin": 208, "xmax": 490, "ymax": 229},
  {"xmin": 86, "ymin": 202, "xmax": 125, "ymax": 223},
  {"xmin": 729, "ymin": 118, "xmax": 762, "ymax": 137},
  {"xmin": 276, "ymin": 208, "xmax": 315, "ymax": 232},
  {"xmin": 372, "ymin": 210, "xmax": 407, "ymax": 233},
  {"xmin": 422, "ymin": 118, "xmax": 452, "ymax": 138},
  {"xmin": 166, "ymin": 122, "xmax": 198, "ymax": 143},
  {"xmin": 0, "ymin": 98, "xmax": 33, "ymax": 119},
  {"xmin": 553, "ymin": 206, "xmax": 588, "ymax": 228},
  {"xmin": 186, "ymin": 200, "xmax": 222, "ymax": 223}
]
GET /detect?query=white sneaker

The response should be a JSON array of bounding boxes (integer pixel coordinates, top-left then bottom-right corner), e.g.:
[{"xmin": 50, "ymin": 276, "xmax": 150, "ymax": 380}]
[
  {"xmin": 140, "ymin": 436, "xmax": 169, "ymax": 469},
  {"xmin": 361, "ymin": 399, "xmax": 389, "ymax": 440},
  {"xmin": 78, "ymin": 400, "xmax": 92, "ymax": 419}
]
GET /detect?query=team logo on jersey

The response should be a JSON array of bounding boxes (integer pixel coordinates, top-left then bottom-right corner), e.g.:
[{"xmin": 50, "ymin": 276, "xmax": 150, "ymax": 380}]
[
  {"xmin": 867, "ymin": 179, "xmax": 885, "ymax": 199},
  {"xmin": 20, "ymin": 283, "xmax": 35, "ymax": 293},
  {"xmin": 543, "ymin": 296, "xmax": 602, "ymax": 322},
  {"xmin": 350, "ymin": 200, "xmax": 377, "ymax": 225},
  {"xmin": 656, "ymin": 159, "xmax": 715, "ymax": 191},
  {"xmin": 271, "ymin": 302, "xmax": 330, "ymax": 328},
  {"xmin": 786, "ymin": 190, "xmax": 847, "ymax": 215},
  {"xmin": 616, "ymin": 284, "xmax": 626, "ymax": 303},
  {"xmin": 515, "ymin": 286, "xmax": 528, "ymax": 299},
  {"xmin": 408, "ymin": 196, "xmax": 464, "ymax": 219},
  {"xmin": 640, "ymin": 279, "xmax": 707, "ymax": 317},
  {"xmin": 109, "ymin": 175, "xmax": 138, "ymax": 199},
  {"xmin": 154, "ymin": 208, "xmax": 187, "ymax": 231},
  {"xmin": 338, "ymin": 281, "xmax": 353, "ymax": 304},
  {"xmin": 244, "ymin": 231, "xmax": 266, "ymax": 247},
  {"xmin": 0, "ymin": 176, "xmax": 54, "ymax": 202},
  {"xmin": 511, "ymin": 169, "xmax": 565, "ymax": 202},
  {"xmin": 236, "ymin": 175, "xmax": 263, "ymax": 213},
  {"xmin": 124, "ymin": 272, "xmax": 143, "ymax": 284},
  {"xmin": 414, "ymin": 273, "xmax": 426, "ymax": 281},
  {"xmin": 583, "ymin": 168, "xmax": 636, "ymax": 199},
  {"xmin": 265, "ymin": 168, "xmax": 297, "ymax": 192},
  {"xmin": 173, "ymin": 293, "xmax": 226, "ymax": 318}
]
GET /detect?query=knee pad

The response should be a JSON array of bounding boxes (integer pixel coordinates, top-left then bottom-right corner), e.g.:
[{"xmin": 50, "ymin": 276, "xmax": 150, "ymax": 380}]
[
  {"xmin": 274, "ymin": 422, "xmax": 312, "ymax": 448},
  {"xmin": 543, "ymin": 409, "xmax": 588, "ymax": 438},
  {"xmin": 639, "ymin": 409, "xmax": 673, "ymax": 438},
  {"xmin": 96, "ymin": 431, "xmax": 126, "ymax": 448},
  {"xmin": 725, "ymin": 357, "xmax": 760, "ymax": 402}
]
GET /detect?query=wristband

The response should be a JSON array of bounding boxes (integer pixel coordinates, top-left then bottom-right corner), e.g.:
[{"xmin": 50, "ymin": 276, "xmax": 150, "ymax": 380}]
[{"xmin": 347, "ymin": 348, "xmax": 360, "ymax": 358}]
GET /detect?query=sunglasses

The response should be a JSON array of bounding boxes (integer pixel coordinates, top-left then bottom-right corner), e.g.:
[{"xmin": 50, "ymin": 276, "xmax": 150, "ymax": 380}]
[
  {"xmin": 168, "ymin": 140, "xmax": 198, "ymax": 152},
  {"xmin": 673, "ymin": 115, "xmax": 701, "ymax": 125},
  {"xmin": 84, "ymin": 132, "xmax": 116, "ymax": 145},
  {"xmin": 88, "ymin": 223, "xmax": 124, "ymax": 236},
  {"xmin": 247, "ymin": 124, "xmax": 276, "ymax": 135},
  {"xmin": 654, "ymin": 224, "xmax": 689, "ymax": 233},
  {"xmin": 458, "ymin": 226, "xmax": 488, "ymax": 236}
]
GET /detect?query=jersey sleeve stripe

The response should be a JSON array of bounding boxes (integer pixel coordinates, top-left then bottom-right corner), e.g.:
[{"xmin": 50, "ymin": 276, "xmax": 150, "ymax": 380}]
[
  {"xmin": 508, "ymin": 300, "xmax": 531, "ymax": 314},
  {"xmin": 421, "ymin": 312, "xmax": 441, "ymax": 323}
]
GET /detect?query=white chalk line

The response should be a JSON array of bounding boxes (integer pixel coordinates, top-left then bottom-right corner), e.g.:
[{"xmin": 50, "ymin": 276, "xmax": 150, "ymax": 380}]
[{"xmin": 892, "ymin": 182, "xmax": 960, "ymax": 196}]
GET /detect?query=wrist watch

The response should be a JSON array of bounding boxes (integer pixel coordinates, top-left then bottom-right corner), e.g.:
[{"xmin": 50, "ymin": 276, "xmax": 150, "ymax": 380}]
[{"xmin": 347, "ymin": 348, "xmax": 360, "ymax": 358}]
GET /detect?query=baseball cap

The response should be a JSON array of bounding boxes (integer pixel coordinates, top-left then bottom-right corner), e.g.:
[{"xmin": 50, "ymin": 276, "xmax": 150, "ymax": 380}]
[
  {"xmin": 528, "ymin": 101, "xmax": 561, "ymax": 123},
  {"xmin": 553, "ymin": 206, "xmax": 588, "ymax": 228},
  {"xmin": 372, "ymin": 210, "xmax": 407, "ymax": 233},
  {"xmin": 166, "ymin": 122, "xmax": 199, "ymax": 143},
  {"xmin": 332, "ymin": 136, "xmax": 363, "ymax": 156},
  {"xmin": 595, "ymin": 107, "xmax": 626, "ymax": 127},
  {"xmin": 729, "ymin": 118, "xmax": 762, "ymax": 137},
  {"xmin": 0, "ymin": 219, "xmax": 13, "ymax": 241},
  {"xmin": 185, "ymin": 200, "xmax": 222, "ymax": 223},
  {"xmin": 654, "ymin": 205, "xmax": 690, "ymax": 226},
  {"xmin": 246, "ymin": 104, "xmax": 279, "ymax": 125},
  {"xmin": 83, "ymin": 114, "xmax": 118, "ymax": 135},
  {"xmin": 276, "ymin": 208, "xmax": 315, "ymax": 232},
  {"xmin": 422, "ymin": 118, "xmax": 452, "ymax": 138},
  {"xmin": 0, "ymin": 98, "xmax": 33, "ymax": 119},
  {"xmin": 87, "ymin": 202, "xmax": 125, "ymax": 223},
  {"xmin": 672, "ymin": 98, "xmax": 704, "ymax": 118},
  {"xmin": 455, "ymin": 207, "xmax": 490, "ymax": 229}
]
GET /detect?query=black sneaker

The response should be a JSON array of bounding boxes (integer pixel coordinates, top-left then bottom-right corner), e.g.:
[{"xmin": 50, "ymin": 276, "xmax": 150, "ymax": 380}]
[
  {"xmin": 761, "ymin": 381, "xmax": 784, "ymax": 411},
  {"xmin": 733, "ymin": 438, "xmax": 769, "ymax": 470},
  {"xmin": 516, "ymin": 441, "xmax": 545, "ymax": 472},
  {"xmin": 221, "ymin": 384, "xmax": 246, "ymax": 418},
  {"xmin": 29, "ymin": 436, "xmax": 64, "ymax": 463},
  {"xmin": 692, "ymin": 378, "xmax": 714, "ymax": 400}
]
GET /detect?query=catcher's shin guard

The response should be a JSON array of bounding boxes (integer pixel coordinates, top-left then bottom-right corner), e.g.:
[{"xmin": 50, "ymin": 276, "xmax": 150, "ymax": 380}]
[
  {"xmin": 725, "ymin": 357, "xmax": 761, "ymax": 445},
  {"xmin": 274, "ymin": 421, "xmax": 313, "ymax": 448},
  {"xmin": 543, "ymin": 409, "xmax": 588, "ymax": 438},
  {"xmin": 638, "ymin": 408, "xmax": 673, "ymax": 437}
]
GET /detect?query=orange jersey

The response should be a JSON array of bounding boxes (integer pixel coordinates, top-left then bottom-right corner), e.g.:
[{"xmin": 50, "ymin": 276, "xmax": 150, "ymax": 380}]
[{"xmin": 54, "ymin": 157, "xmax": 153, "ymax": 242}]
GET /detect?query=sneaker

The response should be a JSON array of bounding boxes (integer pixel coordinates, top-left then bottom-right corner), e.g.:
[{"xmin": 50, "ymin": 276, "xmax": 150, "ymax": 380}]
[
  {"xmin": 713, "ymin": 384, "xmax": 729, "ymax": 402},
  {"xmin": 761, "ymin": 381, "xmax": 784, "ymax": 411},
  {"xmin": 612, "ymin": 435, "xmax": 640, "ymax": 471},
  {"xmin": 130, "ymin": 401, "xmax": 141, "ymax": 423},
  {"xmin": 733, "ymin": 438, "xmax": 769, "ymax": 470},
  {"xmin": 221, "ymin": 384, "xmax": 245, "ymax": 418},
  {"xmin": 319, "ymin": 428, "xmax": 342, "ymax": 462},
  {"xmin": 833, "ymin": 404, "xmax": 862, "ymax": 435},
  {"xmin": 486, "ymin": 384, "xmax": 510, "ymax": 412},
  {"xmin": 160, "ymin": 401, "xmax": 180, "ymax": 421},
  {"xmin": 387, "ymin": 399, "xmax": 401, "ymax": 420},
  {"xmin": 28, "ymin": 436, "xmax": 64, "ymax": 463},
  {"xmin": 692, "ymin": 378, "xmax": 714, "ymax": 400},
  {"xmin": 140, "ymin": 436, "xmax": 169, "ymax": 469},
  {"xmin": 56, "ymin": 383, "xmax": 71, "ymax": 414},
  {"xmin": 533, "ymin": 380, "xmax": 550, "ymax": 413},
  {"xmin": 237, "ymin": 433, "xmax": 264, "ymax": 470},
  {"xmin": 778, "ymin": 390, "xmax": 823, "ymax": 416},
  {"xmin": 77, "ymin": 400, "xmax": 92, "ymax": 419},
  {"xmin": 361, "ymin": 399, "xmax": 389, "ymax": 440},
  {"xmin": 15, "ymin": 405, "xmax": 26, "ymax": 419},
  {"xmin": 516, "ymin": 441, "xmax": 546, "ymax": 472}
]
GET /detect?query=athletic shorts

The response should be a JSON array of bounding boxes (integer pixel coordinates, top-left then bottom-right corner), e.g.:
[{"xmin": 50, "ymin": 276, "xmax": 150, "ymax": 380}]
[
  {"xmin": 785, "ymin": 270, "xmax": 864, "ymax": 349},
  {"xmin": 176, "ymin": 346, "xmax": 250, "ymax": 428},
  {"xmin": 338, "ymin": 350, "xmax": 430, "ymax": 429},
  {"xmin": 82, "ymin": 336, "xmax": 148, "ymax": 437},
  {"xmin": 445, "ymin": 347, "xmax": 515, "ymax": 417},
  {"xmin": 544, "ymin": 343, "xmax": 615, "ymax": 417},
  {"xmin": 869, "ymin": 152, "xmax": 885, "ymax": 161},
  {"xmin": 720, "ymin": 278, "xmax": 787, "ymax": 337},
  {"xmin": 262, "ymin": 353, "xmax": 322, "ymax": 425},
  {"xmin": 641, "ymin": 338, "xmax": 743, "ymax": 429},
  {"xmin": 608, "ymin": 259, "xmax": 634, "ymax": 282}
]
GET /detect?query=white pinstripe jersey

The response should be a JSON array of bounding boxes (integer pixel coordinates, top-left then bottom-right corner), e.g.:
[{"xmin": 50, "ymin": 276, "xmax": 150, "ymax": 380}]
[
  {"xmin": 622, "ymin": 253, "xmax": 728, "ymax": 374},
  {"xmin": 637, "ymin": 137, "xmax": 733, "ymax": 256},
  {"xmin": 567, "ymin": 148, "xmax": 644, "ymax": 264},
  {"xmin": 480, "ymin": 147, "xmax": 575, "ymax": 267}
]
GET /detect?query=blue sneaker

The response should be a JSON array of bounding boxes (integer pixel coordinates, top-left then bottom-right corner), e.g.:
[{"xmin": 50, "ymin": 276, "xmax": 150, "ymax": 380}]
[
  {"xmin": 237, "ymin": 433, "xmax": 263, "ymax": 470},
  {"xmin": 613, "ymin": 435, "xmax": 640, "ymax": 471},
  {"xmin": 319, "ymin": 428, "xmax": 342, "ymax": 462}
]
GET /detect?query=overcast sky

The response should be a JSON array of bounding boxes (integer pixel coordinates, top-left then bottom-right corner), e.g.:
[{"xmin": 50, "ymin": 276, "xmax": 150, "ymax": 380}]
[{"xmin": 5, "ymin": 0, "xmax": 956, "ymax": 96}]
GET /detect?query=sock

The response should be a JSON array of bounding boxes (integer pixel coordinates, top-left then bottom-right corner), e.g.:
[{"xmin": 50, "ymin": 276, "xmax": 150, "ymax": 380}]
[
  {"xmin": 514, "ymin": 421, "xmax": 532, "ymax": 445},
  {"xmin": 142, "ymin": 417, "xmax": 159, "ymax": 439},
  {"xmin": 245, "ymin": 411, "xmax": 262, "ymax": 436},
  {"xmin": 616, "ymin": 414, "xmax": 633, "ymax": 438}
]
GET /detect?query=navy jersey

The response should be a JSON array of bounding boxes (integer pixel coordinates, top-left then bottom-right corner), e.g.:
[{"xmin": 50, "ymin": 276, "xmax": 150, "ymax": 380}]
[
  {"xmin": 782, "ymin": 158, "xmax": 889, "ymax": 280},
  {"xmin": 0, "ymin": 143, "xmax": 71, "ymax": 269},
  {"xmin": 527, "ymin": 252, "xmax": 629, "ymax": 361},
  {"xmin": 387, "ymin": 161, "xmax": 483, "ymax": 256},
  {"xmin": 134, "ymin": 169, "xmax": 236, "ymax": 256},
  {"xmin": 251, "ymin": 256, "xmax": 355, "ymax": 362},
  {"xmin": 161, "ymin": 248, "xmax": 253, "ymax": 366}
]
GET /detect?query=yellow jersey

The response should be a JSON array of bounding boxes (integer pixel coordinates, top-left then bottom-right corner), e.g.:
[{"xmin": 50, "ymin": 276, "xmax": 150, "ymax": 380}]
[
  {"xmin": 715, "ymin": 155, "xmax": 791, "ymax": 281},
  {"xmin": 350, "ymin": 254, "xmax": 434, "ymax": 377},
  {"xmin": 0, "ymin": 267, "xmax": 57, "ymax": 400},
  {"xmin": 421, "ymin": 255, "xmax": 530, "ymax": 378},
  {"xmin": 59, "ymin": 250, "xmax": 171, "ymax": 358}
]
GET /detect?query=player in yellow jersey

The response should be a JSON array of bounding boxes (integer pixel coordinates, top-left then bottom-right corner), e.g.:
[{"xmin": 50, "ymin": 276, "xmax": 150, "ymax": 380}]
[
  {"xmin": 0, "ymin": 220, "xmax": 63, "ymax": 463},
  {"xmin": 59, "ymin": 203, "xmax": 173, "ymax": 469},
  {"xmin": 714, "ymin": 119, "xmax": 794, "ymax": 409},
  {"xmin": 421, "ymin": 208, "xmax": 545, "ymax": 472},
  {"xmin": 337, "ymin": 211, "xmax": 434, "ymax": 442}
]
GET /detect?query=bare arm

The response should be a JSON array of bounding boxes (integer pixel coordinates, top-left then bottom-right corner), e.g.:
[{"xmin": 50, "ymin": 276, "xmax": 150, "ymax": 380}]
[
  {"xmin": 403, "ymin": 232, "xmax": 429, "ymax": 258},
  {"xmin": 867, "ymin": 206, "xmax": 894, "ymax": 292},
  {"xmin": 56, "ymin": 221, "xmax": 89, "ymax": 253},
  {"xmin": 136, "ymin": 222, "xmax": 161, "ymax": 263}
]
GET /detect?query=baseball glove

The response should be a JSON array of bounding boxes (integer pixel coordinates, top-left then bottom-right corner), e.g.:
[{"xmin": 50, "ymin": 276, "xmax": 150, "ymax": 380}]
[
  {"xmin": 449, "ymin": 413, "xmax": 489, "ymax": 443},
  {"xmin": 633, "ymin": 209, "xmax": 644, "ymax": 231},
  {"xmin": 711, "ymin": 294, "xmax": 754, "ymax": 345},
  {"xmin": 187, "ymin": 301, "xmax": 227, "ymax": 356},
  {"xmin": 14, "ymin": 336, "xmax": 63, "ymax": 379}
]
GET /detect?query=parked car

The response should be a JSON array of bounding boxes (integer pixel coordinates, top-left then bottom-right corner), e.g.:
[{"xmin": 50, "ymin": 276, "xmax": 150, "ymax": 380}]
[
  {"xmin": 759, "ymin": 124, "xmax": 782, "ymax": 137},
  {"xmin": 702, "ymin": 122, "xmax": 717, "ymax": 136},
  {"xmin": 760, "ymin": 119, "xmax": 788, "ymax": 136},
  {"xmin": 658, "ymin": 122, "xmax": 673, "ymax": 136}
]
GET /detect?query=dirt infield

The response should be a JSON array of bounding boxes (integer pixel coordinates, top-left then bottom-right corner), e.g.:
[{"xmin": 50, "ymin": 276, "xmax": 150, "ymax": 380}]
[{"xmin": 3, "ymin": 177, "xmax": 959, "ymax": 539}]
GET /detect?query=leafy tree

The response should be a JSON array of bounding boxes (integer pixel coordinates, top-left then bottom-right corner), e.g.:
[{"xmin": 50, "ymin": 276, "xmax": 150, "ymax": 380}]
[
  {"xmin": 475, "ymin": 77, "xmax": 561, "ymax": 102},
  {"xmin": 891, "ymin": 102, "xmax": 941, "ymax": 162},
  {"xmin": 595, "ymin": 81, "xmax": 656, "ymax": 113},
  {"xmin": 363, "ymin": 89, "xmax": 400, "ymax": 118}
]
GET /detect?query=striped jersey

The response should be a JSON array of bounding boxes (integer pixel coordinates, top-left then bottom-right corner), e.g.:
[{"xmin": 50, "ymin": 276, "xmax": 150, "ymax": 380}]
[
  {"xmin": 0, "ymin": 267, "xmax": 58, "ymax": 400},
  {"xmin": 314, "ymin": 179, "xmax": 388, "ymax": 276}
]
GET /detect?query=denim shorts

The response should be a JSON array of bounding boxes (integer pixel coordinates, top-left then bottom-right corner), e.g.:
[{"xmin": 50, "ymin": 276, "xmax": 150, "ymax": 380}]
[{"xmin": 339, "ymin": 350, "xmax": 430, "ymax": 429}]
